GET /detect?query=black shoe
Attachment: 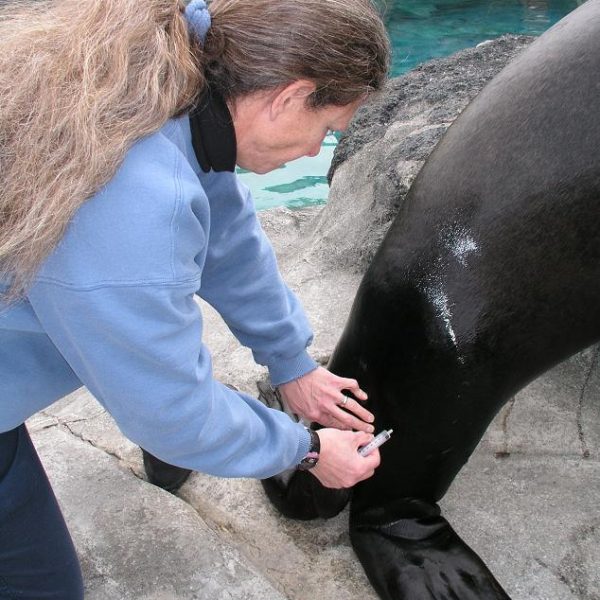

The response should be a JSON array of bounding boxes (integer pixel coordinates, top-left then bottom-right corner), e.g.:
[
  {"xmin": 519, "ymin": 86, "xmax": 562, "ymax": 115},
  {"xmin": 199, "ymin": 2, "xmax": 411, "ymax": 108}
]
[{"xmin": 141, "ymin": 448, "xmax": 192, "ymax": 493}]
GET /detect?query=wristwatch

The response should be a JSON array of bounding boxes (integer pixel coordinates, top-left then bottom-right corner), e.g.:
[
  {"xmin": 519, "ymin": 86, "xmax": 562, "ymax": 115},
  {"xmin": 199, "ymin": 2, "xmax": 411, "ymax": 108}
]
[{"xmin": 297, "ymin": 428, "xmax": 320, "ymax": 470}]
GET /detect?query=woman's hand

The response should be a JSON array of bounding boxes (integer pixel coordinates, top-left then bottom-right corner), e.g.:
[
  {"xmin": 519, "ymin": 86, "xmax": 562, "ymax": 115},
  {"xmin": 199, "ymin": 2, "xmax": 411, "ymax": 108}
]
[
  {"xmin": 278, "ymin": 366, "xmax": 374, "ymax": 432},
  {"xmin": 311, "ymin": 429, "xmax": 380, "ymax": 488}
]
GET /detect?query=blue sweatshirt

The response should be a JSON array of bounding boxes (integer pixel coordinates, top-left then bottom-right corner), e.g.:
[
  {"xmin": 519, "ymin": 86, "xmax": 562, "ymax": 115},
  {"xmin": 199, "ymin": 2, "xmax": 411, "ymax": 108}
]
[{"xmin": 0, "ymin": 115, "xmax": 316, "ymax": 478}]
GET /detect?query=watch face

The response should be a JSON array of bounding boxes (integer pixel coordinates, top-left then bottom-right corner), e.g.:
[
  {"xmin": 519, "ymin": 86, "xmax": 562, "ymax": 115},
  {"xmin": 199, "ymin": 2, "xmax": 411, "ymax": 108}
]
[
  {"xmin": 298, "ymin": 451, "xmax": 319, "ymax": 470},
  {"xmin": 297, "ymin": 428, "xmax": 320, "ymax": 470}
]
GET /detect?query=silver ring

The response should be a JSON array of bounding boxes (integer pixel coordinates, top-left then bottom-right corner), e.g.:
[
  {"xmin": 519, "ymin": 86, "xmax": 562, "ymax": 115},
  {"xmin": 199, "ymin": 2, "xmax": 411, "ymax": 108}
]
[{"xmin": 341, "ymin": 396, "xmax": 349, "ymax": 407}]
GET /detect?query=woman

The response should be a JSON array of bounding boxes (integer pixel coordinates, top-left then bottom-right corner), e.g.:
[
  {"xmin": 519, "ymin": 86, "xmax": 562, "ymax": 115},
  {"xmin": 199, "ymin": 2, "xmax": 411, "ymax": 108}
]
[{"xmin": 0, "ymin": 0, "xmax": 390, "ymax": 596}]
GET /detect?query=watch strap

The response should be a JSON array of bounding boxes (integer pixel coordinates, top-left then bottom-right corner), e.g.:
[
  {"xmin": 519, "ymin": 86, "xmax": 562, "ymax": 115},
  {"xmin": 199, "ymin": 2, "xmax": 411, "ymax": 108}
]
[{"xmin": 297, "ymin": 428, "xmax": 320, "ymax": 470}]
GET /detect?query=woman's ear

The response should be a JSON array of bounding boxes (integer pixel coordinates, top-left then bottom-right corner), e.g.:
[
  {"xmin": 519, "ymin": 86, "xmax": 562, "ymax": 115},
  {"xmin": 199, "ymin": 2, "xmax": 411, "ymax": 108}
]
[{"xmin": 269, "ymin": 79, "xmax": 317, "ymax": 120}]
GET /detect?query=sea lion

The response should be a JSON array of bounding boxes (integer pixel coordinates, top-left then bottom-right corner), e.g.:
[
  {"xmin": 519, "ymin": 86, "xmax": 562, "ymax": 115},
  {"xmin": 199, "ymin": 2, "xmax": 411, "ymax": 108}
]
[{"xmin": 262, "ymin": 1, "xmax": 600, "ymax": 598}]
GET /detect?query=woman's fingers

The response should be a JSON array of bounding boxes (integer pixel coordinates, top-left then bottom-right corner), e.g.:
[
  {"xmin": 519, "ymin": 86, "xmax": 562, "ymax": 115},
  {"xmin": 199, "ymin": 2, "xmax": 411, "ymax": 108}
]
[
  {"xmin": 312, "ymin": 390, "xmax": 375, "ymax": 431},
  {"xmin": 338, "ymin": 394, "xmax": 374, "ymax": 421},
  {"xmin": 277, "ymin": 367, "xmax": 374, "ymax": 430},
  {"xmin": 336, "ymin": 377, "xmax": 368, "ymax": 401},
  {"xmin": 310, "ymin": 429, "xmax": 380, "ymax": 488},
  {"xmin": 329, "ymin": 397, "xmax": 373, "ymax": 432}
]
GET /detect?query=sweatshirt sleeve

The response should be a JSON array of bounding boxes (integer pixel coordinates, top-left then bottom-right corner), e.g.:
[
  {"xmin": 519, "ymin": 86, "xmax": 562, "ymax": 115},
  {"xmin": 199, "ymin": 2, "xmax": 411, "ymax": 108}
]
[
  {"xmin": 27, "ymin": 280, "xmax": 310, "ymax": 477},
  {"xmin": 25, "ymin": 126, "xmax": 310, "ymax": 477},
  {"xmin": 197, "ymin": 172, "xmax": 318, "ymax": 385}
]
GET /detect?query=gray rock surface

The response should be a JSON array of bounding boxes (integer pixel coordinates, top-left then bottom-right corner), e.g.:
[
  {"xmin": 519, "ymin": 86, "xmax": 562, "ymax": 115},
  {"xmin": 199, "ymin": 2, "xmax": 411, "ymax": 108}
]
[
  {"xmin": 29, "ymin": 408, "xmax": 287, "ymax": 600},
  {"xmin": 26, "ymin": 34, "xmax": 600, "ymax": 599}
]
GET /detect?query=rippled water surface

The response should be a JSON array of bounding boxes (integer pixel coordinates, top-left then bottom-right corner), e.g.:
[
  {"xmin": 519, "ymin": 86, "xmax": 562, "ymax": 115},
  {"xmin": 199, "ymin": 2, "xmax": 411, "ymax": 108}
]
[{"xmin": 241, "ymin": 0, "xmax": 582, "ymax": 211}]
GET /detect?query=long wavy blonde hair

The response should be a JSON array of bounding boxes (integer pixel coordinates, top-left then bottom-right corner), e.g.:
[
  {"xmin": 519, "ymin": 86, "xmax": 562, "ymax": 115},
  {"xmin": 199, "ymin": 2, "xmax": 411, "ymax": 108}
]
[
  {"xmin": 0, "ymin": 0, "xmax": 201, "ymax": 301},
  {"xmin": 0, "ymin": 0, "xmax": 389, "ymax": 302}
]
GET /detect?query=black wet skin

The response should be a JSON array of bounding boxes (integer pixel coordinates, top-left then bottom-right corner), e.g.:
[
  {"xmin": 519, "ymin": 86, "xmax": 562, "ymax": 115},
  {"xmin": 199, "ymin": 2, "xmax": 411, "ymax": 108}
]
[{"xmin": 262, "ymin": 1, "xmax": 600, "ymax": 598}]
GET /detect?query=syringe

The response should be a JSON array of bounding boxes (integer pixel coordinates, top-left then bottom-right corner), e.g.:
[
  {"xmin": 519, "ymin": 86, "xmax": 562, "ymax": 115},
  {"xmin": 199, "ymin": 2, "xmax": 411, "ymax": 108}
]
[{"xmin": 358, "ymin": 429, "xmax": 393, "ymax": 457}]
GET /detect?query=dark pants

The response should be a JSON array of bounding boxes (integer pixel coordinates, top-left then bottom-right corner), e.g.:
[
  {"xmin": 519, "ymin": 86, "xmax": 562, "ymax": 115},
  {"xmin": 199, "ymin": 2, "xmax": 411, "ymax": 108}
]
[{"xmin": 0, "ymin": 425, "xmax": 84, "ymax": 600}]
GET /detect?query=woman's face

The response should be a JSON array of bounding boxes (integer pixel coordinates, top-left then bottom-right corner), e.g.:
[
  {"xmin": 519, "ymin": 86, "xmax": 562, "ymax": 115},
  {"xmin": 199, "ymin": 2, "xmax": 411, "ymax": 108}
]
[{"xmin": 230, "ymin": 82, "xmax": 363, "ymax": 174}]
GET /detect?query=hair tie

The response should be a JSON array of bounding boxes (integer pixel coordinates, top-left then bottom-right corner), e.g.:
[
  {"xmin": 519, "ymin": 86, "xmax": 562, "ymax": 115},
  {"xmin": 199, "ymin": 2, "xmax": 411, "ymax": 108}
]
[{"xmin": 185, "ymin": 0, "xmax": 211, "ymax": 44}]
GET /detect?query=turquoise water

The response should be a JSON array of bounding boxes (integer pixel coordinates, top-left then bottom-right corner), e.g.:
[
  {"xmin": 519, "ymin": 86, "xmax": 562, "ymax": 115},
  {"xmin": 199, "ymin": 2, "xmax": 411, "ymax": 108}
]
[
  {"xmin": 241, "ymin": 0, "xmax": 582, "ymax": 211},
  {"xmin": 237, "ymin": 133, "xmax": 339, "ymax": 211}
]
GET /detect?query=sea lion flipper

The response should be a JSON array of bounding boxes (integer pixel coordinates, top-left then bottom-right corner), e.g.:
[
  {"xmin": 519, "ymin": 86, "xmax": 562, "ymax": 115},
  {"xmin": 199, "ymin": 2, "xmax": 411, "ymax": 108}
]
[
  {"xmin": 261, "ymin": 468, "xmax": 350, "ymax": 520},
  {"xmin": 350, "ymin": 499, "xmax": 511, "ymax": 600},
  {"xmin": 257, "ymin": 379, "xmax": 351, "ymax": 519}
]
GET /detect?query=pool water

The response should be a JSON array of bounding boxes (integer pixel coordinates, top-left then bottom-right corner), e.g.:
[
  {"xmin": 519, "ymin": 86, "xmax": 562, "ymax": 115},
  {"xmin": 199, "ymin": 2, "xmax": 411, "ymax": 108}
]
[
  {"xmin": 236, "ymin": 133, "xmax": 339, "ymax": 211},
  {"xmin": 240, "ymin": 0, "xmax": 582, "ymax": 211}
]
